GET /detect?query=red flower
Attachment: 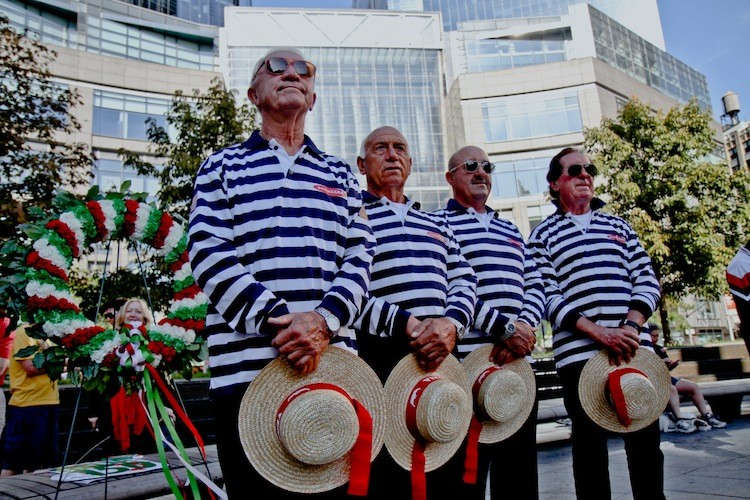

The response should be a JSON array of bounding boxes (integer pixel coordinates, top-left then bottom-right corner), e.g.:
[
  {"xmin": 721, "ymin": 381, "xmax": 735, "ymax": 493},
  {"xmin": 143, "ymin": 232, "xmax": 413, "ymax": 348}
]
[
  {"xmin": 151, "ymin": 212, "xmax": 174, "ymax": 249},
  {"xmin": 102, "ymin": 351, "xmax": 118, "ymax": 368},
  {"xmin": 28, "ymin": 296, "xmax": 79, "ymax": 314},
  {"xmin": 124, "ymin": 200, "xmax": 140, "ymax": 238},
  {"xmin": 170, "ymin": 250, "xmax": 189, "ymax": 273},
  {"xmin": 61, "ymin": 326, "xmax": 105, "ymax": 349},
  {"xmin": 173, "ymin": 283, "xmax": 201, "ymax": 301},
  {"xmin": 25, "ymin": 251, "xmax": 67, "ymax": 281},
  {"xmin": 159, "ymin": 318, "xmax": 205, "ymax": 332},
  {"xmin": 46, "ymin": 220, "xmax": 80, "ymax": 258},
  {"xmin": 86, "ymin": 201, "xmax": 108, "ymax": 241}
]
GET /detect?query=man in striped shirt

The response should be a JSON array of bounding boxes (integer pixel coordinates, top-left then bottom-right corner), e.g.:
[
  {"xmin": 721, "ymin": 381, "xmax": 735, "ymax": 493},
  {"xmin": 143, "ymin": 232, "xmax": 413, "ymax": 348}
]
[
  {"xmin": 526, "ymin": 147, "xmax": 663, "ymax": 500},
  {"xmin": 435, "ymin": 145, "xmax": 544, "ymax": 500},
  {"xmin": 727, "ymin": 240, "xmax": 750, "ymax": 355},
  {"xmin": 188, "ymin": 48, "xmax": 375, "ymax": 498},
  {"xmin": 354, "ymin": 126, "xmax": 477, "ymax": 497}
]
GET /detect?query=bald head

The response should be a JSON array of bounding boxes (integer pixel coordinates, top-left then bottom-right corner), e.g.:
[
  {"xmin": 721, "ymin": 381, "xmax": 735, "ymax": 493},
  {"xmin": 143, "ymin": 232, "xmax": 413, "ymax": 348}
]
[{"xmin": 445, "ymin": 145, "xmax": 492, "ymax": 212}]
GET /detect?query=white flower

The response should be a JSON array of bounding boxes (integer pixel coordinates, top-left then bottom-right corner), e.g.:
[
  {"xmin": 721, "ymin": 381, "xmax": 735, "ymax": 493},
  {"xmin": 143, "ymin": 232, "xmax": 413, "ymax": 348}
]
[
  {"xmin": 132, "ymin": 203, "xmax": 153, "ymax": 242},
  {"xmin": 156, "ymin": 222, "xmax": 184, "ymax": 256},
  {"xmin": 151, "ymin": 323, "xmax": 196, "ymax": 344},
  {"xmin": 43, "ymin": 318, "xmax": 94, "ymax": 338},
  {"xmin": 173, "ymin": 261, "xmax": 193, "ymax": 282},
  {"xmin": 169, "ymin": 292, "xmax": 208, "ymax": 313},
  {"xmin": 33, "ymin": 238, "xmax": 69, "ymax": 271},
  {"xmin": 25, "ymin": 281, "xmax": 76, "ymax": 304},
  {"xmin": 90, "ymin": 338, "xmax": 121, "ymax": 364},
  {"xmin": 58, "ymin": 212, "xmax": 86, "ymax": 255},
  {"xmin": 98, "ymin": 200, "xmax": 119, "ymax": 239}
]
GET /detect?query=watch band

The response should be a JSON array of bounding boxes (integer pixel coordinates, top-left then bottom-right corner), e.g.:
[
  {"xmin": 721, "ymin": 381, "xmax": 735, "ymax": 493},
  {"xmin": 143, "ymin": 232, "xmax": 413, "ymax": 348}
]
[
  {"xmin": 620, "ymin": 319, "xmax": 641, "ymax": 331},
  {"xmin": 498, "ymin": 321, "xmax": 515, "ymax": 341}
]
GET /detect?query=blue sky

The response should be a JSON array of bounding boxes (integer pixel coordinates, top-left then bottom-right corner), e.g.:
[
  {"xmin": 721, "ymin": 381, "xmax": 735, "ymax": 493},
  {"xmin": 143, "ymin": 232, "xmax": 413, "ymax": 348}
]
[{"xmin": 254, "ymin": 0, "xmax": 750, "ymax": 123}]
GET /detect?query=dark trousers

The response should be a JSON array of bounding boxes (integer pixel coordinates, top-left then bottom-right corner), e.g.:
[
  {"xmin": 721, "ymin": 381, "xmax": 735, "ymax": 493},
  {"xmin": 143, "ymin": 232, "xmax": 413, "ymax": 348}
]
[
  {"xmin": 211, "ymin": 383, "xmax": 349, "ymax": 499},
  {"xmin": 558, "ymin": 362, "xmax": 665, "ymax": 500}
]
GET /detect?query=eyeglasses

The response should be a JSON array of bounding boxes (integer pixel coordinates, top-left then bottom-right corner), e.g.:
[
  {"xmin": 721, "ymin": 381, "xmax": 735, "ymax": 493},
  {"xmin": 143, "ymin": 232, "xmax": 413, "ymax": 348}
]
[
  {"xmin": 450, "ymin": 160, "xmax": 495, "ymax": 174},
  {"xmin": 564, "ymin": 163, "xmax": 598, "ymax": 177},
  {"xmin": 258, "ymin": 57, "xmax": 316, "ymax": 78}
]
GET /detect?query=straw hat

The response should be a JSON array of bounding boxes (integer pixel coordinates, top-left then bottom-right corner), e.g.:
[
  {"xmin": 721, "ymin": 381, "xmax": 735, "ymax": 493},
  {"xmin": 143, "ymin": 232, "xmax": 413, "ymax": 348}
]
[
  {"xmin": 383, "ymin": 353, "xmax": 472, "ymax": 472},
  {"xmin": 238, "ymin": 346, "xmax": 386, "ymax": 494},
  {"xmin": 578, "ymin": 348, "xmax": 671, "ymax": 433},
  {"xmin": 463, "ymin": 345, "xmax": 536, "ymax": 443}
]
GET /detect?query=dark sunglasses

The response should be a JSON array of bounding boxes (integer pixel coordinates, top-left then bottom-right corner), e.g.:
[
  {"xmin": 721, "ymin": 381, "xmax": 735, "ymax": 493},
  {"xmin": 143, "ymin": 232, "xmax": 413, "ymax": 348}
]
[
  {"xmin": 564, "ymin": 163, "xmax": 598, "ymax": 177},
  {"xmin": 260, "ymin": 57, "xmax": 316, "ymax": 78},
  {"xmin": 450, "ymin": 160, "xmax": 495, "ymax": 174}
]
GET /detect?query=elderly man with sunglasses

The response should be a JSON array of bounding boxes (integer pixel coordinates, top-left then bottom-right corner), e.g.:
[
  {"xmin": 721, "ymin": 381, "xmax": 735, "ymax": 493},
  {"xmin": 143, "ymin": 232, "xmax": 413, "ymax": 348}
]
[
  {"xmin": 526, "ymin": 147, "xmax": 663, "ymax": 500},
  {"xmin": 188, "ymin": 48, "xmax": 375, "ymax": 498},
  {"xmin": 434, "ymin": 145, "xmax": 545, "ymax": 499}
]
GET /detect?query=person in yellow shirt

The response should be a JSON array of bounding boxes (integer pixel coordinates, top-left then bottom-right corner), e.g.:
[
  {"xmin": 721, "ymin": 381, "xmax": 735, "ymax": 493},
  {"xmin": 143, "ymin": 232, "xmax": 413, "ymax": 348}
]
[{"xmin": 0, "ymin": 324, "xmax": 59, "ymax": 476}]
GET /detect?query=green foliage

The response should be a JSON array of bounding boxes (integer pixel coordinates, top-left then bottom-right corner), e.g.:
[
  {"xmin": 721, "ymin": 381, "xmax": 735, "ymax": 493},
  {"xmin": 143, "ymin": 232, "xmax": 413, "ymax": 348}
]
[
  {"xmin": 120, "ymin": 77, "xmax": 257, "ymax": 221},
  {"xmin": 0, "ymin": 15, "xmax": 93, "ymax": 241},
  {"xmin": 585, "ymin": 98, "xmax": 750, "ymax": 339}
]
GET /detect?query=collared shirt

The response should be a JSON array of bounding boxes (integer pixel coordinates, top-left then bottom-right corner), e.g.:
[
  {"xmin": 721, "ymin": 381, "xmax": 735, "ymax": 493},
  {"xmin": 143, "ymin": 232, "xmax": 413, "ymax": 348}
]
[
  {"xmin": 526, "ymin": 201, "xmax": 661, "ymax": 369},
  {"xmin": 435, "ymin": 199, "xmax": 544, "ymax": 359},
  {"xmin": 353, "ymin": 193, "xmax": 477, "ymax": 378},
  {"xmin": 188, "ymin": 130, "xmax": 375, "ymax": 390},
  {"xmin": 727, "ymin": 246, "xmax": 750, "ymax": 303}
]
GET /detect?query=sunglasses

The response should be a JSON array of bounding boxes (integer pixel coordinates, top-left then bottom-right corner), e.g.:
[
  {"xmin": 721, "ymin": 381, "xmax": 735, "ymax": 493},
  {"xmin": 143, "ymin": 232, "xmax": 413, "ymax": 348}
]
[
  {"xmin": 564, "ymin": 163, "xmax": 598, "ymax": 177},
  {"xmin": 450, "ymin": 160, "xmax": 495, "ymax": 174},
  {"xmin": 258, "ymin": 57, "xmax": 316, "ymax": 78}
]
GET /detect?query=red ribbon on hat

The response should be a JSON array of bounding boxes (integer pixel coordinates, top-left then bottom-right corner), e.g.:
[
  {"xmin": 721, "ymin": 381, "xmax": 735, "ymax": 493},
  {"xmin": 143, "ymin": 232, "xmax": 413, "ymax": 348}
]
[
  {"xmin": 275, "ymin": 382, "xmax": 373, "ymax": 497},
  {"xmin": 606, "ymin": 367, "xmax": 647, "ymax": 427},
  {"xmin": 463, "ymin": 365, "xmax": 502, "ymax": 484},
  {"xmin": 405, "ymin": 375, "xmax": 442, "ymax": 500}
]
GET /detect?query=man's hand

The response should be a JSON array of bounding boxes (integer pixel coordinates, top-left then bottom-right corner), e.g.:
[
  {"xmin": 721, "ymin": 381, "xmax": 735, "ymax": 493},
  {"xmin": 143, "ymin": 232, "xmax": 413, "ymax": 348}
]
[
  {"xmin": 489, "ymin": 343, "xmax": 521, "ymax": 366},
  {"xmin": 269, "ymin": 312, "xmax": 332, "ymax": 374},
  {"xmin": 503, "ymin": 321, "xmax": 537, "ymax": 358},
  {"xmin": 595, "ymin": 325, "xmax": 640, "ymax": 366},
  {"xmin": 666, "ymin": 359, "xmax": 680, "ymax": 370},
  {"xmin": 409, "ymin": 317, "xmax": 456, "ymax": 371}
]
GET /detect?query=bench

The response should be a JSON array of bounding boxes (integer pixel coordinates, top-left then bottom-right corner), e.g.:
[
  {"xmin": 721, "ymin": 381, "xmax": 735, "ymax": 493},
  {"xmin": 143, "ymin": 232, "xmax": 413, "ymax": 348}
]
[{"xmin": 667, "ymin": 341, "xmax": 750, "ymax": 421}]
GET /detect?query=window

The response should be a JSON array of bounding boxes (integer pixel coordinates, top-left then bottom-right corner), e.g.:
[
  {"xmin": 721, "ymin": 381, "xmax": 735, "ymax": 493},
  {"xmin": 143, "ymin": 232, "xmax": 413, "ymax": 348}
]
[{"xmin": 93, "ymin": 90, "xmax": 172, "ymax": 141}]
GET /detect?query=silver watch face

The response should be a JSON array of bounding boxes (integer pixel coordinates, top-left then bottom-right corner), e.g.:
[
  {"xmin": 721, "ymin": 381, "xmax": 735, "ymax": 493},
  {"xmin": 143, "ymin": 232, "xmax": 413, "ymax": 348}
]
[
  {"xmin": 326, "ymin": 314, "xmax": 340, "ymax": 333},
  {"xmin": 505, "ymin": 322, "xmax": 516, "ymax": 334}
]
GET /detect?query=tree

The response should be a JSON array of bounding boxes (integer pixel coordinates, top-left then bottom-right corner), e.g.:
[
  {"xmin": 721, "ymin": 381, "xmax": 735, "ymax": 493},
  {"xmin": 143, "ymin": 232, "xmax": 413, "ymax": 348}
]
[
  {"xmin": 120, "ymin": 77, "xmax": 257, "ymax": 221},
  {"xmin": 584, "ymin": 98, "xmax": 750, "ymax": 342},
  {"xmin": 0, "ymin": 15, "xmax": 92, "ymax": 241}
]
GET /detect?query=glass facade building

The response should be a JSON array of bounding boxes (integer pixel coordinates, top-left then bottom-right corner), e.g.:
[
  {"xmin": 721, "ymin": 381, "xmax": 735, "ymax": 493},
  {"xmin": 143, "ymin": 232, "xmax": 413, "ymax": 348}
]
[{"xmin": 223, "ymin": 10, "xmax": 448, "ymax": 209}]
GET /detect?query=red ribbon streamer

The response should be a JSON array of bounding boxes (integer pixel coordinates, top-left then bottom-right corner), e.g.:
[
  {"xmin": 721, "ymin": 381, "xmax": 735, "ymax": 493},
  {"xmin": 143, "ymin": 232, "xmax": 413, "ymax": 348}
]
[
  {"xmin": 607, "ymin": 367, "xmax": 647, "ymax": 427},
  {"xmin": 463, "ymin": 366, "xmax": 501, "ymax": 484},
  {"xmin": 145, "ymin": 364, "xmax": 208, "ymax": 461},
  {"xmin": 405, "ymin": 375, "xmax": 441, "ymax": 500}
]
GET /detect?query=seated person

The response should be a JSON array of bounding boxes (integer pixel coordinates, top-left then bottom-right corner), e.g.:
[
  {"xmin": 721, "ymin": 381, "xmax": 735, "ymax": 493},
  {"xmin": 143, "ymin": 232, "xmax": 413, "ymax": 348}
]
[{"xmin": 648, "ymin": 324, "xmax": 727, "ymax": 432}]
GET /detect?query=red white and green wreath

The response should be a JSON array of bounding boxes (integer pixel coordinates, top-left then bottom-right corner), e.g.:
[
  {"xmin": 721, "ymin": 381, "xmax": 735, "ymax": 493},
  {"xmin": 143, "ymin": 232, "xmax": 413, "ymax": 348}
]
[{"xmin": 15, "ymin": 189, "xmax": 207, "ymax": 395}]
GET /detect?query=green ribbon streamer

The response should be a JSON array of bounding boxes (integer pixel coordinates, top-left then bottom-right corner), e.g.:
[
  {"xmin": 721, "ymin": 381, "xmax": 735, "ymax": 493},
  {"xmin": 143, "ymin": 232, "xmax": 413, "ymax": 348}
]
[
  {"xmin": 143, "ymin": 369, "xmax": 201, "ymax": 499},
  {"xmin": 143, "ymin": 369, "xmax": 182, "ymax": 498}
]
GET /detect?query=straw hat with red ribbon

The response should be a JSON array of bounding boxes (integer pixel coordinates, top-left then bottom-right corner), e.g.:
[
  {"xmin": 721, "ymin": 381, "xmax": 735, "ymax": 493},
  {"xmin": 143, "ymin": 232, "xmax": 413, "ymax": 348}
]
[
  {"xmin": 578, "ymin": 348, "xmax": 671, "ymax": 433},
  {"xmin": 238, "ymin": 345, "xmax": 386, "ymax": 496},
  {"xmin": 461, "ymin": 345, "xmax": 536, "ymax": 484},
  {"xmin": 384, "ymin": 353, "xmax": 472, "ymax": 500}
]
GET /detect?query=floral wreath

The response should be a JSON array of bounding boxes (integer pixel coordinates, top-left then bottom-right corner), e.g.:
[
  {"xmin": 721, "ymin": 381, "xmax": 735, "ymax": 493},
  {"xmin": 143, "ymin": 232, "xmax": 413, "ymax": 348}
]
[{"xmin": 15, "ymin": 189, "xmax": 207, "ymax": 396}]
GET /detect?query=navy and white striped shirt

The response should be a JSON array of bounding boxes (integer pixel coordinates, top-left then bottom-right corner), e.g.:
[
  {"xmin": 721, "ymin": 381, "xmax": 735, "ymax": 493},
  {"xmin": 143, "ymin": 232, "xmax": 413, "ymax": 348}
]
[
  {"xmin": 188, "ymin": 131, "xmax": 375, "ymax": 391},
  {"xmin": 353, "ymin": 193, "xmax": 477, "ymax": 379},
  {"xmin": 435, "ymin": 199, "xmax": 545, "ymax": 360},
  {"xmin": 526, "ymin": 200, "xmax": 661, "ymax": 369}
]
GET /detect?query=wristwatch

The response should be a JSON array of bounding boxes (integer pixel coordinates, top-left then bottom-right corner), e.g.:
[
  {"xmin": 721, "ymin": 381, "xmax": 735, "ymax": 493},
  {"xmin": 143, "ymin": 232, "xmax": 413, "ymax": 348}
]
[
  {"xmin": 619, "ymin": 319, "xmax": 641, "ymax": 332},
  {"xmin": 499, "ymin": 321, "xmax": 515, "ymax": 341},
  {"xmin": 315, "ymin": 307, "xmax": 341, "ymax": 337},
  {"xmin": 447, "ymin": 317, "xmax": 466, "ymax": 340}
]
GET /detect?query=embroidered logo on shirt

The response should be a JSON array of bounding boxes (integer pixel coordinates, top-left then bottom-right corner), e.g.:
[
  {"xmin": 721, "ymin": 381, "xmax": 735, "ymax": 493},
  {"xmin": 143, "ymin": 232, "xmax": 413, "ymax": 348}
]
[
  {"xmin": 426, "ymin": 231, "xmax": 446, "ymax": 243},
  {"xmin": 508, "ymin": 238, "xmax": 523, "ymax": 248},
  {"xmin": 608, "ymin": 234, "xmax": 626, "ymax": 244},
  {"xmin": 314, "ymin": 185, "xmax": 346, "ymax": 198}
]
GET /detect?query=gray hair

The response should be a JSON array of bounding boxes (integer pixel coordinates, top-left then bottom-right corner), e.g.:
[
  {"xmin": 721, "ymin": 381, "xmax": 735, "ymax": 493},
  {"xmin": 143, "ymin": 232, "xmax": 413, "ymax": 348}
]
[{"xmin": 250, "ymin": 47, "xmax": 309, "ymax": 88}]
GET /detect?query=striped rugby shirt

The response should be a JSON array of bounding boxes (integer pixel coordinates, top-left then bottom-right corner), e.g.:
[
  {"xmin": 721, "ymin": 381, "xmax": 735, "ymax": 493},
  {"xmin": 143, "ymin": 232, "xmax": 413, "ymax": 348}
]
[
  {"xmin": 188, "ymin": 131, "xmax": 375, "ymax": 391},
  {"xmin": 526, "ymin": 200, "xmax": 661, "ymax": 369},
  {"xmin": 727, "ymin": 246, "xmax": 750, "ymax": 303},
  {"xmin": 353, "ymin": 192, "xmax": 477, "ymax": 379},
  {"xmin": 434, "ymin": 199, "xmax": 545, "ymax": 360}
]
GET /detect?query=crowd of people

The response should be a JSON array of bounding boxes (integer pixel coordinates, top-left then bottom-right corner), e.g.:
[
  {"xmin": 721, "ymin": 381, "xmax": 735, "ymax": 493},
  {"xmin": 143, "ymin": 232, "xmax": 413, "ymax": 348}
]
[{"xmin": 0, "ymin": 46, "xmax": 747, "ymax": 500}]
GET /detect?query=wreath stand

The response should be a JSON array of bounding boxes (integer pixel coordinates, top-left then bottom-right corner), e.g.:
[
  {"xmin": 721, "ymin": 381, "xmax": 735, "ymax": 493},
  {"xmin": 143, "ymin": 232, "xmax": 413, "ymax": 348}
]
[{"xmin": 12, "ymin": 191, "xmax": 222, "ymax": 499}]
